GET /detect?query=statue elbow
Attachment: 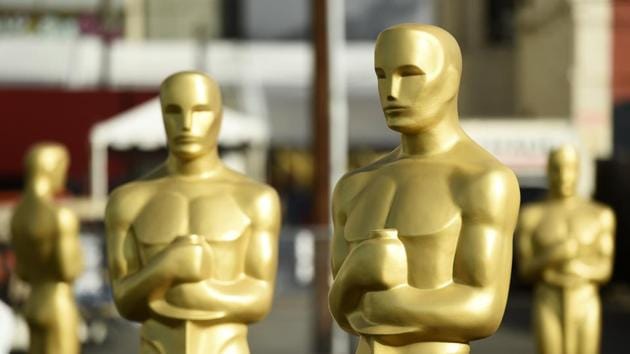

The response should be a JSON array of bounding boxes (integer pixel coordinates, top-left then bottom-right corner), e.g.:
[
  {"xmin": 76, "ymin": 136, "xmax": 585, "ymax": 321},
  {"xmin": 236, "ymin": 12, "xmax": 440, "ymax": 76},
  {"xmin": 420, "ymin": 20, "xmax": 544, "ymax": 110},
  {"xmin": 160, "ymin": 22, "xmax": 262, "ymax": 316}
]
[
  {"xmin": 462, "ymin": 292, "xmax": 506, "ymax": 339},
  {"xmin": 242, "ymin": 285, "xmax": 274, "ymax": 324},
  {"xmin": 112, "ymin": 288, "xmax": 147, "ymax": 322}
]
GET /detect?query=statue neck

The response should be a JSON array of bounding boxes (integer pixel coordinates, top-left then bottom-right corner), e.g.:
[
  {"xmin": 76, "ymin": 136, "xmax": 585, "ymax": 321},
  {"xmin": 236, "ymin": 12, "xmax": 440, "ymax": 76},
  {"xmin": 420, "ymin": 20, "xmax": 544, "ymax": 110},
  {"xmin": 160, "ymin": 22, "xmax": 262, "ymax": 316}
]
[
  {"xmin": 548, "ymin": 192, "xmax": 579, "ymax": 202},
  {"xmin": 166, "ymin": 149, "xmax": 222, "ymax": 178},
  {"xmin": 26, "ymin": 175, "xmax": 54, "ymax": 199},
  {"xmin": 399, "ymin": 105, "xmax": 462, "ymax": 157}
]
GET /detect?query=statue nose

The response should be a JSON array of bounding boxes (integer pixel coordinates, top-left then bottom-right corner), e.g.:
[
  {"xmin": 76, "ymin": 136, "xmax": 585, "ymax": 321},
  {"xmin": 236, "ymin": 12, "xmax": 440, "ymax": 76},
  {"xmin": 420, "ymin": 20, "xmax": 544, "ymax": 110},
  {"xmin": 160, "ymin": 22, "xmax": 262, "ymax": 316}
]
[
  {"xmin": 386, "ymin": 76, "xmax": 401, "ymax": 101},
  {"xmin": 182, "ymin": 112, "xmax": 193, "ymax": 130}
]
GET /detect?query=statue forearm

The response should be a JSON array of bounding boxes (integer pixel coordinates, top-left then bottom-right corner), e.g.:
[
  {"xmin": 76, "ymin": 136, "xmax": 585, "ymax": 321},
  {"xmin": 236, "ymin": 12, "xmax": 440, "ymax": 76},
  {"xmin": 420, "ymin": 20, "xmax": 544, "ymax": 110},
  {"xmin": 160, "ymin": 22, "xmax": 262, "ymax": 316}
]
[
  {"xmin": 112, "ymin": 253, "xmax": 174, "ymax": 321},
  {"xmin": 57, "ymin": 238, "xmax": 83, "ymax": 282},
  {"xmin": 566, "ymin": 259, "xmax": 613, "ymax": 284},
  {"xmin": 355, "ymin": 284, "xmax": 505, "ymax": 340},
  {"xmin": 330, "ymin": 236, "xmax": 408, "ymax": 331},
  {"xmin": 202, "ymin": 276, "xmax": 274, "ymax": 323}
]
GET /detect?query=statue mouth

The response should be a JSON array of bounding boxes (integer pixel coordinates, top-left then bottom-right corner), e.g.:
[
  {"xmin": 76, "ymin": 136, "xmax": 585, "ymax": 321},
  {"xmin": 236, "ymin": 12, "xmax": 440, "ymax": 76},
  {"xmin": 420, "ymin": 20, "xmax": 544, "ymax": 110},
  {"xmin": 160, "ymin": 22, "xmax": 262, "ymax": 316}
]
[
  {"xmin": 174, "ymin": 135, "xmax": 201, "ymax": 144},
  {"xmin": 384, "ymin": 106, "xmax": 408, "ymax": 114}
]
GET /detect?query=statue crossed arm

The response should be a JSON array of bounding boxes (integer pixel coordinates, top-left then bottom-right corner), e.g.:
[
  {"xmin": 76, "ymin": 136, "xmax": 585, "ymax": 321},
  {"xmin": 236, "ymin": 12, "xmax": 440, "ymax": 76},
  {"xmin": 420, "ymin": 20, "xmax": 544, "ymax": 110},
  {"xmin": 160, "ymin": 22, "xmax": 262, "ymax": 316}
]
[
  {"xmin": 106, "ymin": 186, "xmax": 281, "ymax": 323},
  {"xmin": 330, "ymin": 167, "xmax": 520, "ymax": 341},
  {"xmin": 518, "ymin": 205, "xmax": 615, "ymax": 286}
]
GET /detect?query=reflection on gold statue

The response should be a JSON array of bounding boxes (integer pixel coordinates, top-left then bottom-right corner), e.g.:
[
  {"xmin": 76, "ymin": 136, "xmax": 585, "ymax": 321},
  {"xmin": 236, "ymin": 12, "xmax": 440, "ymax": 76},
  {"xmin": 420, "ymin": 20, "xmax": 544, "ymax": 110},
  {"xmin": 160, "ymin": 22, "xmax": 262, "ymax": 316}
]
[
  {"xmin": 329, "ymin": 24, "xmax": 521, "ymax": 354},
  {"xmin": 10, "ymin": 143, "xmax": 83, "ymax": 354},
  {"xmin": 517, "ymin": 145, "xmax": 615, "ymax": 354},
  {"xmin": 105, "ymin": 71, "xmax": 281, "ymax": 354}
]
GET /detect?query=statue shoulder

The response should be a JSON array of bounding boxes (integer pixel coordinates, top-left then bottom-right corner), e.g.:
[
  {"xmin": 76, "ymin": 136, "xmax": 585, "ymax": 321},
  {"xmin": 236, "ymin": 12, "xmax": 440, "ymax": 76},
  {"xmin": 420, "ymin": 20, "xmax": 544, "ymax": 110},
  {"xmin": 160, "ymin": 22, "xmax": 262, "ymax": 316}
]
[
  {"xmin": 246, "ymin": 183, "xmax": 281, "ymax": 229},
  {"xmin": 105, "ymin": 181, "xmax": 152, "ymax": 226},
  {"xmin": 518, "ymin": 202, "xmax": 545, "ymax": 229},
  {"xmin": 332, "ymin": 148, "xmax": 398, "ymax": 206},
  {"xmin": 227, "ymin": 174, "xmax": 280, "ymax": 223},
  {"xmin": 592, "ymin": 202, "xmax": 615, "ymax": 229},
  {"xmin": 458, "ymin": 161, "xmax": 521, "ymax": 225},
  {"xmin": 56, "ymin": 206, "xmax": 79, "ymax": 233}
]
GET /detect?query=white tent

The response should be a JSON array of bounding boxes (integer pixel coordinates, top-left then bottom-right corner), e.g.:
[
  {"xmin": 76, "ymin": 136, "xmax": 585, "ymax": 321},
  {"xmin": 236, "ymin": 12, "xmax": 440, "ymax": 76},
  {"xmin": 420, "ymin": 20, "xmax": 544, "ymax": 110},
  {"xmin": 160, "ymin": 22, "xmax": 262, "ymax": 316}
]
[{"xmin": 89, "ymin": 97, "xmax": 270, "ymax": 200}]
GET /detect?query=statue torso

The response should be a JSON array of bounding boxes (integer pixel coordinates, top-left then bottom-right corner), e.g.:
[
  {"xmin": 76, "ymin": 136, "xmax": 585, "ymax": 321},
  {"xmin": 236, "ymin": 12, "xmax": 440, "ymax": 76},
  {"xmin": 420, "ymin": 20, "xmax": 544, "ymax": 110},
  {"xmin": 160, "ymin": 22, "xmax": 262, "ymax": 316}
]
[
  {"xmin": 11, "ymin": 198, "xmax": 62, "ymax": 282},
  {"xmin": 121, "ymin": 174, "xmax": 261, "ymax": 319},
  {"xmin": 529, "ymin": 199, "xmax": 607, "ymax": 283},
  {"xmin": 341, "ymin": 157, "xmax": 471, "ymax": 290}
]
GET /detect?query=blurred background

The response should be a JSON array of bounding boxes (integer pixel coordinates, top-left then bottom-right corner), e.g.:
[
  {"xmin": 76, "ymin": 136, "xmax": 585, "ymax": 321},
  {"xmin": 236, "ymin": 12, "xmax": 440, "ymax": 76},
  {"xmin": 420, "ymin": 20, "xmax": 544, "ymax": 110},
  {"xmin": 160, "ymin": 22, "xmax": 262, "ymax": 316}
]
[{"xmin": 0, "ymin": 0, "xmax": 629, "ymax": 353}]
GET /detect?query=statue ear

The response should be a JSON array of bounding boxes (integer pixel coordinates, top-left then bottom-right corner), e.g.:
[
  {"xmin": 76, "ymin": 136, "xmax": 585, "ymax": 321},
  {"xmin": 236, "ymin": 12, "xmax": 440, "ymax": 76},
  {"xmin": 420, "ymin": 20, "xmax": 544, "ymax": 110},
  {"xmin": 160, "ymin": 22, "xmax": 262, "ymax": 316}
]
[{"xmin": 441, "ymin": 66, "xmax": 460, "ymax": 100}]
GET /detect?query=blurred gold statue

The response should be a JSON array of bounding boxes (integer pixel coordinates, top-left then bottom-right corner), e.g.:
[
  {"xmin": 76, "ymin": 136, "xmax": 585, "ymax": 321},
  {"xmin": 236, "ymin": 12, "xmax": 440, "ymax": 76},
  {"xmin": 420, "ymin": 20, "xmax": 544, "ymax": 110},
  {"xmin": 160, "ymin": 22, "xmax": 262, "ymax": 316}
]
[
  {"xmin": 11, "ymin": 143, "xmax": 83, "ymax": 354},
  {"xmin": 105, "ymin": 71, "xmax": 281, "ymax": 354},
  {"xmin": 518, "ymin": 145, "xmax": 615, "ymax": 354},
  {"xmin": 329, "ymin": 24, "xmax": 521, "ymax": 354}
]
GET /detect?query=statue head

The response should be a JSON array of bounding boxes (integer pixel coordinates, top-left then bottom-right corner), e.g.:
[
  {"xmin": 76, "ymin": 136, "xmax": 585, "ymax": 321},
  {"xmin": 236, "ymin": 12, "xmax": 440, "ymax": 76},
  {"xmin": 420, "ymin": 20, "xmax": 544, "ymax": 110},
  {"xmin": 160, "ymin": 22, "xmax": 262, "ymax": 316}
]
[
  {"xmin": 160, "ymin": 71, "xmax": 223, "ymax": 161},
  {"xmin": 374, "ymin": 24, "xmax": 462, "ymax": 134},
  {"xmin": 548, "ymin": 145, "xmax": 579, "ymax": 198},
  {"xmin": 25, "ymin": 142, "xmax": 69, "ymax": 194}
]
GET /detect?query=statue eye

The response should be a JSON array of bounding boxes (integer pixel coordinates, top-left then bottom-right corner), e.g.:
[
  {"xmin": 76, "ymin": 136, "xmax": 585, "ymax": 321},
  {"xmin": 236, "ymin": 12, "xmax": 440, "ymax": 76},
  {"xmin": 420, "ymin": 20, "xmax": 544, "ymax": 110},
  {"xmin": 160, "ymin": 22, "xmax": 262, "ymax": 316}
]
[
  {"xmin": 398, "ymin": 65, "xmax": 424, "ymax": 77},
  {"xmin": 375, "ymin": 68, "xmax": 386, "ymax": 79},
  {"xmin": 164, "ymin": 104, "xmax": 182, "ymax": 114}
]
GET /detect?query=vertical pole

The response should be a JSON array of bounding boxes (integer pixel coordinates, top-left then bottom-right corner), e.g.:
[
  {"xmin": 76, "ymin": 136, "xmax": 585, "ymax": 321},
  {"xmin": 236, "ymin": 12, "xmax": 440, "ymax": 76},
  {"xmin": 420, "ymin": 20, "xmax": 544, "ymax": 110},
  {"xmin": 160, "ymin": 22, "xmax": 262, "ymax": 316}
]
[
  {"xmin": 327, "ymin": 0, "xmax": 349, "ymax": 352},
  {"xmin": 312, "ymin": 0, "xmax": 332, "ymax": 353},
  {"xmin": 328, "ymin": 0, "xmax": 348, "ymax": 189}
]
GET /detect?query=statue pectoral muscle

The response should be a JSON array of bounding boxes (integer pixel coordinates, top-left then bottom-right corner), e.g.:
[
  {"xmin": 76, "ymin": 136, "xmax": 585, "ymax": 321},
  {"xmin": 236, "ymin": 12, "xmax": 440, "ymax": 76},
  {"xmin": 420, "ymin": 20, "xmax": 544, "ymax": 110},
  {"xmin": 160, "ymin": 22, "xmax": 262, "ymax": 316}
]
[
  {"xmin": 105, "ymin": 71, "xmax": 281, "ymax": 354},
  {"xmin": 329, "ymin": 24, "xmax": 521, "ymax": 354}
]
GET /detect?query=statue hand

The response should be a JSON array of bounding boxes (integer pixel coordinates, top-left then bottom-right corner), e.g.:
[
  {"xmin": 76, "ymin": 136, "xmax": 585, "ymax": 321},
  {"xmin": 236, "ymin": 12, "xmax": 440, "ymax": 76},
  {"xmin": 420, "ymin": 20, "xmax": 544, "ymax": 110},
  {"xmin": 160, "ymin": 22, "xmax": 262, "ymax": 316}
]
[
  {"xmin": 163, "ymin": 235, "xmax": 212, "ymax": 283},
  {"xmin": 351, "ymin": 229, "xmax": 408, "ymax": 290},
  {"xmin": 330, "ymin": 229, "xmax": 407, "ymax": 324},
  {"xmin": 552, "ymin": 239, "xmax": 579, "ymax": 262},
  {"xmin": 350, "ymin": 288, "xmax": 420, "ymax": 335}
]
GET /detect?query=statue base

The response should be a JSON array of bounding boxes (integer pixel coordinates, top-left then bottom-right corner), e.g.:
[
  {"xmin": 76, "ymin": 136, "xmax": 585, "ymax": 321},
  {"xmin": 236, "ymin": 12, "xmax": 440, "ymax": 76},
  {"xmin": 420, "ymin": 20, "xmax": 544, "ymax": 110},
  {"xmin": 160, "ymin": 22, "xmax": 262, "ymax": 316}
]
[{"xmin": 141, "ymin": 319, "xmax": 248, "ymax": 354}]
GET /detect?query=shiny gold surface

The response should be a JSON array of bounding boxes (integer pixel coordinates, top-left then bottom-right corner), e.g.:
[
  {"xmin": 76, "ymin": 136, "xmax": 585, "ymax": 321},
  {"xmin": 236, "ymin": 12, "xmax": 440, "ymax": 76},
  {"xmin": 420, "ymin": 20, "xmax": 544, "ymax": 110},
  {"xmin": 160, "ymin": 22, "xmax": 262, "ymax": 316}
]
[
  {"xmin": 105, "ymin": 71, "xmax": 281, "ymax": 354},
  {"xmin": 10, "ymin": 143, "xmax": 83, "ymax": 354},
  {"xmin": 329, "ymin": 24, "xmax": 521, "ymax": 354},
  {"xmin": 518, "ymin": 145, "xmax": 615, "ymax": 354}
]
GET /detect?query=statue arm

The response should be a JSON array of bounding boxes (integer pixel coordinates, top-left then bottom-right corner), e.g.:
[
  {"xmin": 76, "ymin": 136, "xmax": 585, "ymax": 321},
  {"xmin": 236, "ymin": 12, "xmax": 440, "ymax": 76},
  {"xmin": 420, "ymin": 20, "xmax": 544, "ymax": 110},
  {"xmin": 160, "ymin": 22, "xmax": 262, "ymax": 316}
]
[
  {"xmin": 328, "ymin": 178, "xmax": 358, "ymax": 334},
  {"xmin": 105, "ymin": 192, "xmax": 174, "ymax": 322},
  {"xmin": 56, "ymin": 208, "xmax": 84, "ymax": 282},
  {"xmin": 10, "ymin": 219, "xmax": 30, "ymax": 283},
  {"xmin": 197, "ymin": 188, "xmax": 281, "ymax": 323},
  {"xmin": 516, "ymin": 211, "xmax": 538, "ymax": 281},
  {"xmin": 357, "ymin": 168, "xmax": 520, "ymax": 340}
]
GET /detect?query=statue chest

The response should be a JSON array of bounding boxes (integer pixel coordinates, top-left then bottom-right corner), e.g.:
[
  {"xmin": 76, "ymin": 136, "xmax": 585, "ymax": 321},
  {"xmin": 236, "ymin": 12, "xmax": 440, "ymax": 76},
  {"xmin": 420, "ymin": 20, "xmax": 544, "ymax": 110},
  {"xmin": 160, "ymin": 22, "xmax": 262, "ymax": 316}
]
[
  {"xmin": 343, "ymin": 168, "xmax": 462, "ymax": 289},
  {"xmin": 131, "ymin": 190, "xmax": 251, "ymax": 245},
  {"xmin": 534, "ymin": 208, "xmax": 601, "ymax": 249},
  {"xmin": 344, "ymin": 168, "xmax": 461, "ymax": 241}
]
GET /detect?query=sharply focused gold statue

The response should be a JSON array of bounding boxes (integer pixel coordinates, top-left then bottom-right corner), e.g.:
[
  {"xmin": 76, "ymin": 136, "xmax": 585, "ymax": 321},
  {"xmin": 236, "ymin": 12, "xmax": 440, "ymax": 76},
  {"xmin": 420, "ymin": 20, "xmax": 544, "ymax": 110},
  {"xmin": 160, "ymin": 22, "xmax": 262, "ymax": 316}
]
[
  {"xmin": 11, "ymin": 143, "xmax": 83, "ymax": 354},
  {"xmin": 105, "ymin": 71, "xmax": 281, "ymax": 354},
  {"xmin": 518, "ymin": 145, "xmax": 615, "ymax": 354},
  {"xmin": 329, "ymin": 24, "xmax": 521, "ymax": 354}
]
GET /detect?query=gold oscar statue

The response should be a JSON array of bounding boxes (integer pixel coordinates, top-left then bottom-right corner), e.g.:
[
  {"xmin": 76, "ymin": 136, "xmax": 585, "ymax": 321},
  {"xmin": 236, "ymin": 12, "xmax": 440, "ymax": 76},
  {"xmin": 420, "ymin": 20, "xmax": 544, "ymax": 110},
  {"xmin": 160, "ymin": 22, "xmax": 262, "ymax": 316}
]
[
  {"xmin": 328, "ymin": 24, "xmax": 521, "ymax": 354},
  {"xmin": 10, "ymin": 143, "xmax": 83, "ymax": 354},
  {"xmin": 517, "ymin": 145, "xmax": 615, "ymax": 354},
  {"xmin": 105, "ymin": 71, "xmax": 281, "ymax": 354}
]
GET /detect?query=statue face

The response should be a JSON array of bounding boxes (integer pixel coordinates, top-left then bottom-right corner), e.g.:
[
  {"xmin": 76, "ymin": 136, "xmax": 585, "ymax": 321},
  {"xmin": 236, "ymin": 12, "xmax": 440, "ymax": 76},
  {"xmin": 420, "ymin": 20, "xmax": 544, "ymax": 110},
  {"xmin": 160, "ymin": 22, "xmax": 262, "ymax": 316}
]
[
  {"xmin": 26, "ymin": 144, "xmax": 69, "ymax": 193},
  {"xmin": 160, "ymin": 73, "xmax": 222, "ymax": 161},
  {"xmin": 374, "ymin": 28, "xmax": 459, "ymax": 134},
  {"xmin": 548, "ymin": 151, "xmax": 579, "ymax": 198}
]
